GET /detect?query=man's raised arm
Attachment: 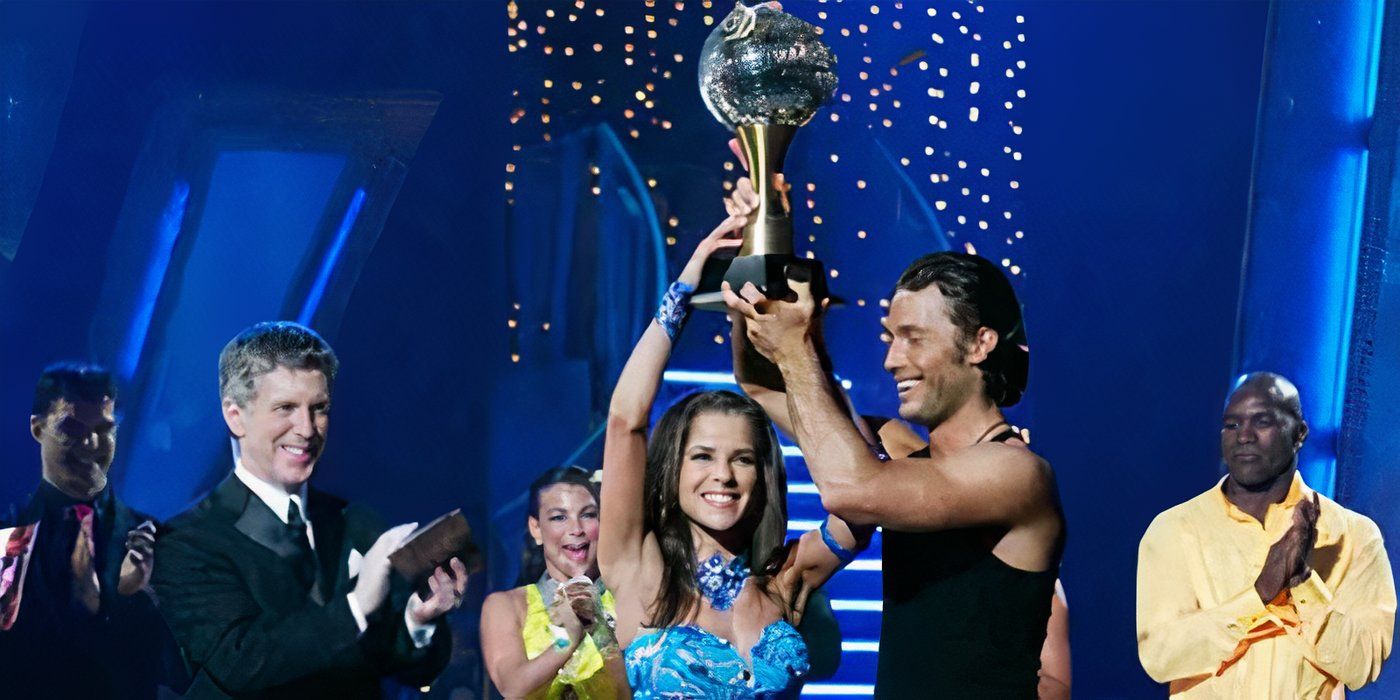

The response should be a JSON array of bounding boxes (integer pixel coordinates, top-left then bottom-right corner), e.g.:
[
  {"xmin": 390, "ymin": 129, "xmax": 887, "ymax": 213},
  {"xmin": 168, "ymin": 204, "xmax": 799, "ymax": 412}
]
[{"xmin": 724, "ymin": 275, "xmax": 1049, "ymax": 531}]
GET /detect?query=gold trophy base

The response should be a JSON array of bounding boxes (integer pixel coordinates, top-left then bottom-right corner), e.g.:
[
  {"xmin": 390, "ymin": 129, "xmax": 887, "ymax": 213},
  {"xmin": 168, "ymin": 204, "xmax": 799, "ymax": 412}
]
[{"xmin": 690, "ymin": 254, "xmax": 827, "ymax": 311}]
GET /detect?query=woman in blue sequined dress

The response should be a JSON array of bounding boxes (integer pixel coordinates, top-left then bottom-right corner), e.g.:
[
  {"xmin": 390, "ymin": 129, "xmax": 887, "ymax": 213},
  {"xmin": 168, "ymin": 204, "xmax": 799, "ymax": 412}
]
[{"xmin": 598, "ymin": 215, "xmax": 871, "ymax": 699}]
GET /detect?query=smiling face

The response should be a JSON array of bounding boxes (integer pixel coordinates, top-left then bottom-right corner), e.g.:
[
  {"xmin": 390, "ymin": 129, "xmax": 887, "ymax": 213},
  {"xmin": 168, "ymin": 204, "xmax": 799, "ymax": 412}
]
[
  {"xmin": 676, "ymin": 411, "xmax": 762, "ymax": 541},
  {"xmin": 1221, "ymin": 387, "xmax": 1303, "ymax": 489},
  {"xmin": 223, "ymin": 366, "xmax": 330, "ymax": 493},
  {"xmin": 528, "ymin": 483, "xmax": 600, "ymax": 580},
  {"xmin": 32, "ymin": 396, "xmax": 117, "ymax": 499},
  {"xmin": 883, "ymin": 286, "xmax": 987, "ymax": 427}
]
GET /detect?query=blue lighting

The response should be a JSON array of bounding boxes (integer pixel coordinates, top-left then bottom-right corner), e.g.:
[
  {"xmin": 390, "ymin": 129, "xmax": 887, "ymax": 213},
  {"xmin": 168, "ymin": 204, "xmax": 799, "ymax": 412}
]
[
  {"xmin": 664, "ymin": 369, "xmax": 853, "ymax": 390},
  {"xmin": 662, "ymin": 369, "xmax": 737, "ymax": 385},
  {"xmin": 298, "ymin": 188, "xmax": 365, "ymax": 325},
  {"xmin": 597, "ymin": 124, "xmax": 666, "ymax": 300},
  {"xmin": 801, "ymin": 684, "xmax": 874, "ymax": 696},
  {"xmin": 120, "ymin": 180, "xmax": 189, "ymax": 380},
  {"xmin": 1313, "ymin": 0, "xmax": 1383, "ymax": 494},
  {"xmin": 1235, "ymin": 0, "xmax": 1386, "ymax": 497}
]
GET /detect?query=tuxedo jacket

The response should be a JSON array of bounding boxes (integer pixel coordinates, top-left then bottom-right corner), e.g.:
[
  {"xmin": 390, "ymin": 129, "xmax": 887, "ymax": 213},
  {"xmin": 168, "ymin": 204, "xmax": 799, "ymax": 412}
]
[
  {"xmin": 0, "ymin": 481, "xmax": 185, "ymax": 699},
  {"xmin": 152, "ymin": 474, "xmax": 451, "ymax": 699}
]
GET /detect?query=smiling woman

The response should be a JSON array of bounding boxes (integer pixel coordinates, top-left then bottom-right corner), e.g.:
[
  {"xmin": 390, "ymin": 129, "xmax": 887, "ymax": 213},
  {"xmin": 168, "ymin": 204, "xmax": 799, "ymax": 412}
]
[
  {"xmin": 639, "ymin": 391, "xmax": 787, "ymax": 629},
  {"xmin": 597, "ymin": 218, "xmax": 871, "ymax": 699},
  {"xmin": 480, "ymin": 466, "xmax": 628, "ymax": 699}
]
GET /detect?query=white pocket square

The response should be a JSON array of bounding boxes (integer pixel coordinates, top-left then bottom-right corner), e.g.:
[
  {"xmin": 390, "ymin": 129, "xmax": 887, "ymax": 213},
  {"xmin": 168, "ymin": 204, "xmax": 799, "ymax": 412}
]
[{"xmin": 347, "ymin": 549, "xmax": 363, "ymax": 579}]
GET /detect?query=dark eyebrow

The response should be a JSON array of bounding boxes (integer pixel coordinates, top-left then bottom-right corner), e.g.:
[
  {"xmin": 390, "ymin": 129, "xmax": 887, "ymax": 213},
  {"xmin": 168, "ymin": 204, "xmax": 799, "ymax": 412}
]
[
  {"xmin": 59, "ymin": 415, "xmax": 110, "ymax": 431},
  {"xmin": 1222, "ymin": 410, "xmax": 1276, "ymax": 421}
]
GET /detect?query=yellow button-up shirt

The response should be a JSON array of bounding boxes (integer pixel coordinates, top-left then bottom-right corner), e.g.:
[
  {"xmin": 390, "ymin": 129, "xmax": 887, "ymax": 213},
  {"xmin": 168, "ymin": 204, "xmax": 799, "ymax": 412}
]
[{"xmin": 1137, "ymin": 473, "xmax": 1395, "ymax": 698}]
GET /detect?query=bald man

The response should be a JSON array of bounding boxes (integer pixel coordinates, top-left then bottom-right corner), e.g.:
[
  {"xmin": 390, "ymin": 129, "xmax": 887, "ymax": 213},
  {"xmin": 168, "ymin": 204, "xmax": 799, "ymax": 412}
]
[{"xmin": 1137, "ymin": 372, "xmax": 1395, "ymax": 697}]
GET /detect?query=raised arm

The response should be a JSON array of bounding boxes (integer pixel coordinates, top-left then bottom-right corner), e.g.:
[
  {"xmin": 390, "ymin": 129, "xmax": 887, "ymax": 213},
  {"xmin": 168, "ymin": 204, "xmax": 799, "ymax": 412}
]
[
  {"xmin": 598, "ymin": 218, "xmax": 745, "ymax": 582},
  {"xmin": 724, "ymin": 275, "xmax": 1051, "ymax": 532},
  {"xmin": 730, "ymin": 309, "xmax": 885, "ymax": 450},
  {"xmin": 723, "ymin": 173, "xmax": 859, "ymax": 444},
  {"xmin": 730, "ymin": 311, "xmax": 795, "ymax": 436}
]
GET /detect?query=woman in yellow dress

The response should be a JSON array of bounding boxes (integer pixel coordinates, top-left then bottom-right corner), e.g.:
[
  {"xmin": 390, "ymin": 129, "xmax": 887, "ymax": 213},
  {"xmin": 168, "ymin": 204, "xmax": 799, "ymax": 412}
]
[{"xmin": 481, "ymin": 467, "xmax": 629, "ymax": 700}]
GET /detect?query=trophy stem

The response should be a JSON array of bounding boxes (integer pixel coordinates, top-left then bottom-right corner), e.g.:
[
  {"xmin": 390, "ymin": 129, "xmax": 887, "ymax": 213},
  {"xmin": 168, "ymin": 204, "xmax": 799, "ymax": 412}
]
[{"xmin": 735, "ymin": 123, "xmax": 797, "ymax": 257}]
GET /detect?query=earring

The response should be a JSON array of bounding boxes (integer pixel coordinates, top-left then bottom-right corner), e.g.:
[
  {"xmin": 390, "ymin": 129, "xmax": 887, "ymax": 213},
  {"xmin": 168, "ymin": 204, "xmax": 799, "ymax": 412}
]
[{"xmin": 534, "ymin": 539, "xmax": 543, "ymax": 546}]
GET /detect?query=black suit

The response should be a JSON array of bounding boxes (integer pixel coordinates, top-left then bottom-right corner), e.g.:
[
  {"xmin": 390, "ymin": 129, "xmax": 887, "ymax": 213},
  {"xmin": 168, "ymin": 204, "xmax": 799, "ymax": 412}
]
[
  {"xmin": 0, "ymin": 480, "xmax": 184, "ymax": 699},
  {"xmin": 152, "ymin": 474, "xmax": 450, "ymax": 698}
]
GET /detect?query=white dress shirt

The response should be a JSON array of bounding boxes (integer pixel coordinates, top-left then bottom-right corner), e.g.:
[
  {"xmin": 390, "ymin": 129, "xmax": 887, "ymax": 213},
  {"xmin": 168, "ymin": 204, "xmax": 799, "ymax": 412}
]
[{"xmin": 233, "ymin": 456, "xmax": 436, "ymax": 647}]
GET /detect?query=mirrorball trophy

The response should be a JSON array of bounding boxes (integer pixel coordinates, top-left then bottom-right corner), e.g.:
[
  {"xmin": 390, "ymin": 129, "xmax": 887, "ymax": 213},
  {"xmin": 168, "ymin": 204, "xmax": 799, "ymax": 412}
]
[{"xmin": 690, "ymin": 1, "xmax": 838, "ymax": 309}]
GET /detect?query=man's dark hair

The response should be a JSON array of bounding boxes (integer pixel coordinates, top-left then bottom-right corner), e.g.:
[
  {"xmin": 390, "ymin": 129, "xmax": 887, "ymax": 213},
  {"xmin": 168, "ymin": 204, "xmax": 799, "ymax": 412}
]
[
  {"xmin": 893, "ymin": 252, "xmax": 1029, "ymax": 407},
  {"xmin": 32, "ymin": 361, "xmax": 117, "ymax": 417}
]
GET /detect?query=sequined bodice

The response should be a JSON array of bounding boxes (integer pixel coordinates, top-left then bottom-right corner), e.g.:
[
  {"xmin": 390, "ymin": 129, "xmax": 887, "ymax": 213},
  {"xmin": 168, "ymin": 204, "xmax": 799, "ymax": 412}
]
[{"xmin": 624, "ymin": 621, "xmax": 809, "ymax": 699}]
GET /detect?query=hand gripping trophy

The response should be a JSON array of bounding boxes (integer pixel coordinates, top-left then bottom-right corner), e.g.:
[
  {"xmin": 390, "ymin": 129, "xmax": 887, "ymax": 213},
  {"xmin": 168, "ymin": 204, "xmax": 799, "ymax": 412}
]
[{"xmin": 690, "ymin": 1, "xmax": 839, "ymax": 309}]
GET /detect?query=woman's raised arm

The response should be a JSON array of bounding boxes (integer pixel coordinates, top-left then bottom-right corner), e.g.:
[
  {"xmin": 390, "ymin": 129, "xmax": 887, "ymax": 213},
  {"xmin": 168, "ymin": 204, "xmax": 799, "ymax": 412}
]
[{"xmin": 598, "ymin": 215, "xmax": 746, "ymax": 583}]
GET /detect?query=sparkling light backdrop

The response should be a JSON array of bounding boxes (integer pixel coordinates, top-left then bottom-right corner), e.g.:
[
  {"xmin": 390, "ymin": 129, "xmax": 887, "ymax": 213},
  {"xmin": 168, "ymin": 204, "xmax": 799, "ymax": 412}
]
[{"xmin": 504, "ymin": 0, "xmax": 1028, "ymax": 399}]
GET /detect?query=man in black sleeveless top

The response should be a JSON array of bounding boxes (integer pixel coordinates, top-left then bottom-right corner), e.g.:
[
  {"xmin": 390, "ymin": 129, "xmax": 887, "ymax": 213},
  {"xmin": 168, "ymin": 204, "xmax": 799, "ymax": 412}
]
[{"xmin": 725, "ymin": 249, "xmax": 1066, "ymax": 698}]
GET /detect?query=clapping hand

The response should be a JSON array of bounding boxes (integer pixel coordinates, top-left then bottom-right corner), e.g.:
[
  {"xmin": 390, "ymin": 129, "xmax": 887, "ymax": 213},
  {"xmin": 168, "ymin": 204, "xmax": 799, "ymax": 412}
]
[
  {"xmin": 353, "ymin": 522, "xmax": 418, "ymax": 615},
  {"xmin": 546, "ymin": 585, "xmax": 585, "ymax": 649},
  {"xmin": 564, "ymin": 577, "xmax": 609, "ymax": 629},
  {"xmin": 408, "ymin": 557, "xmax": 470, "ymax": 625},
  {"xmin": 1255, "ymin": 492, "xmax": 1320, "ymax": 602},
  {"xmin": 118, "ymin": 520, "xmax": 157, "ymax": 596}
]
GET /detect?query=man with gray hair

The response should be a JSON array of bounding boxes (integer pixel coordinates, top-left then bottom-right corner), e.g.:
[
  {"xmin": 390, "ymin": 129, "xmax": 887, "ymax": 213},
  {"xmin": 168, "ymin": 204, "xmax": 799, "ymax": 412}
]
[
  {"xmin": 1137, "ymin": 372, "xmax": 1396, "ymax": 697},
  {"xmin": 153, "ymin": 321, "xmax": 468, "ymax": 697}
]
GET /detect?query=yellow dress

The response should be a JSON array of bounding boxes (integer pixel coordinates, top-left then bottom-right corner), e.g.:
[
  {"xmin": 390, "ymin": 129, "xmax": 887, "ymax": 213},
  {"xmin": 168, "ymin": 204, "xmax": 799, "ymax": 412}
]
[{"xmin": 521, "ymin": 583, "xmax": 621, "ymax": 700}]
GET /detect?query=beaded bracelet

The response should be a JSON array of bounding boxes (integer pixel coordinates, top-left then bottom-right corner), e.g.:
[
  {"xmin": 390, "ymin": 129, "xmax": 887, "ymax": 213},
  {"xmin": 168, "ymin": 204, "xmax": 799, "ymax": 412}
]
[{"xmin": 654, "ymin": 280, "xmax": 695, "ymax": 341}]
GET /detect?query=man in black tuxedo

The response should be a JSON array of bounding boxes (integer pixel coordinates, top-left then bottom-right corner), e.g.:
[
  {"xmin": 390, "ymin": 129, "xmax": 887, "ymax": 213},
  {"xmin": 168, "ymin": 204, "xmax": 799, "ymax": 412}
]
[
  {"xmin": 0, "ymin": 362, "xmax": 183, "ymax": 698},
  {"xmin": 153, "ymin": 321, "xmax": 468, "ymax": 698}
]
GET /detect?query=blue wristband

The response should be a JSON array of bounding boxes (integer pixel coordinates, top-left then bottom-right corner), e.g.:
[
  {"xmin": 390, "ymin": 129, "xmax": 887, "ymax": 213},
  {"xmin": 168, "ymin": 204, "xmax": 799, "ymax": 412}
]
[
  {"xmin": 819, "ymin": 519, "xmax": 859, "ymax": 567},
  {"xmin": 654, "ymin": 281, "xmax": 695, "ymax": 341}
]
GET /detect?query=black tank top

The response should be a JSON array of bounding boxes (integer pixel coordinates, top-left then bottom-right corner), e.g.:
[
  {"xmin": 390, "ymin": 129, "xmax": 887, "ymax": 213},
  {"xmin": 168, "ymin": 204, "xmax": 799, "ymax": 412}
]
[{"xmin": 875, "ymin": 434, "xmax": 1058, "ymax": 698}]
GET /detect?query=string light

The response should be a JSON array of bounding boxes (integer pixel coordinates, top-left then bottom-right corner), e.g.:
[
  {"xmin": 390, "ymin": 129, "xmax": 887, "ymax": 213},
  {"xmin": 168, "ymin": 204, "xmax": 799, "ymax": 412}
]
[{"xmin": 504, "ymin": 1, "xmax": 1028, "ymax": 364}]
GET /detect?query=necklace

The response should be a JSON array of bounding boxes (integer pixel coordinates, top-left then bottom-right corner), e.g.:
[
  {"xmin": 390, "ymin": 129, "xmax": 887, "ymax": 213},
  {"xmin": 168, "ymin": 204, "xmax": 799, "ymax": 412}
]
[{"xmin": 694, "ymin": 552, "xmax": 750, "ymax": 611}]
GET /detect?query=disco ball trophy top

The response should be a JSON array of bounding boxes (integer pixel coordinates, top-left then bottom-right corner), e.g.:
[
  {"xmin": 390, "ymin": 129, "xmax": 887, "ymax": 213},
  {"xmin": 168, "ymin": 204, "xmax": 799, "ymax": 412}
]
[{"xmin": 690, "ymin": 1, "xmax": 838, "ymax": 310}]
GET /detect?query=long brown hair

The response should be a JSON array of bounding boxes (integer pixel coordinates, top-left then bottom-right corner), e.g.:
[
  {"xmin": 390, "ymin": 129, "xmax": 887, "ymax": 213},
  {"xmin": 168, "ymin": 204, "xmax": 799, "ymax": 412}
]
[{"xmin": 642, "ymin": 390, "xmax": 787, "ymax": 628}]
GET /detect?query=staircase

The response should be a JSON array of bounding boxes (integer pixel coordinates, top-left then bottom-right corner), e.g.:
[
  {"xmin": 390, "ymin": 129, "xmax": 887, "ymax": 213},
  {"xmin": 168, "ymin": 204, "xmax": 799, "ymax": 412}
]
[{"xmin": 662, "ymin": 371, "xmax": 879, "ymax": 698}]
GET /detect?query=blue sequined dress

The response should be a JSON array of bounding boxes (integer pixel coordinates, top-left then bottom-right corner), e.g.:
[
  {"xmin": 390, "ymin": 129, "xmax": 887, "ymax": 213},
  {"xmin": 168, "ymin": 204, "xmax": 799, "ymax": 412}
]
[{"xmin": 624, "ymin": 621, "xmax": 810, "ymax": 699}]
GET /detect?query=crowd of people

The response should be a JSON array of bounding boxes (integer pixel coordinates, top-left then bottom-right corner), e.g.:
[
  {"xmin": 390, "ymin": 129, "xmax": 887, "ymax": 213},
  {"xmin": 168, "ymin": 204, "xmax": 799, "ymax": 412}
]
[{"xmin": 0, "ymin": 176, "xmax": 1394, "ymax": 699}]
